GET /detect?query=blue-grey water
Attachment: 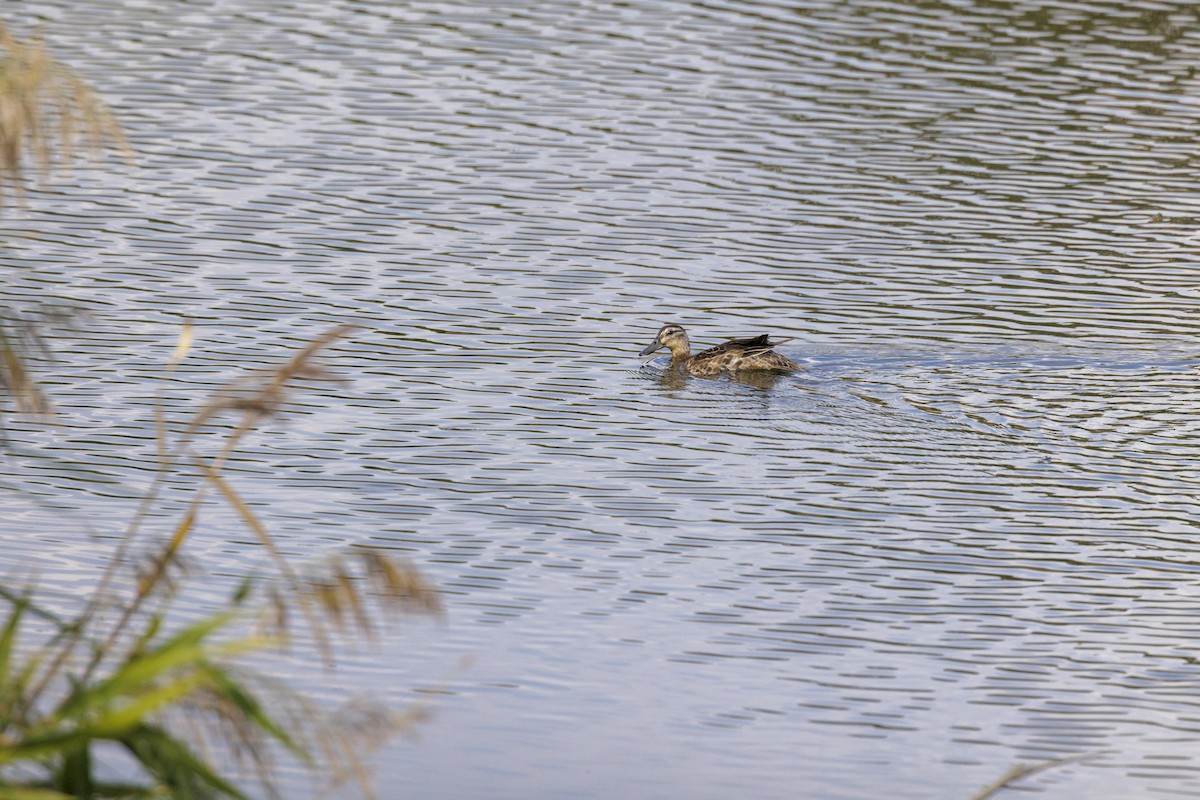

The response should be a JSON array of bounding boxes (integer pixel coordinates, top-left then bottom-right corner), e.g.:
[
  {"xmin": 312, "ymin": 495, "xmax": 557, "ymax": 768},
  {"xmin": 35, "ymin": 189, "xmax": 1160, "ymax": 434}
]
[{"xmin": 5, "ymin": 1, "xmax": 1200, "ymax": 798}]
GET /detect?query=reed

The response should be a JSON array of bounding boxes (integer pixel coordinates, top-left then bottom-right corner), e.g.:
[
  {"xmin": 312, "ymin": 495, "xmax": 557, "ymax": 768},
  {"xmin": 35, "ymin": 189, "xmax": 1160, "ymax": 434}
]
[
  {"xmin": 0, "ymin": 325, "xmax": 442, "ymax": 799},
  {"xmin": 0, "ymin": 24, "xmax": 129, "ymax": 208},
  {"xmin": 0, "ymin": 24, "xmax": 125, "ymax": 424},
  {"xmin": 968, "ymin": 753, "xmax": 1097, "ymax": 800},
  {"xmin": 0, "ymin": 27, "xmax": 437, "ymax": 798}
]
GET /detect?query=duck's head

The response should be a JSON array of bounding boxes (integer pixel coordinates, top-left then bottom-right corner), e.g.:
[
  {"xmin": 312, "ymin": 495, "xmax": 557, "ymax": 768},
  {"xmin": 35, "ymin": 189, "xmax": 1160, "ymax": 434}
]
[{"xmin": 640, "ymin": 323, "xmax": 691, "ymax": 358}]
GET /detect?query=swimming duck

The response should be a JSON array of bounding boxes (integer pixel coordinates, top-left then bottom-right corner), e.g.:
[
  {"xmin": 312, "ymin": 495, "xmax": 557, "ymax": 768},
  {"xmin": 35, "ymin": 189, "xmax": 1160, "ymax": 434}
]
[{"xmin": 639, "ymin": 323, "xmax": 801, "ymax": 376}]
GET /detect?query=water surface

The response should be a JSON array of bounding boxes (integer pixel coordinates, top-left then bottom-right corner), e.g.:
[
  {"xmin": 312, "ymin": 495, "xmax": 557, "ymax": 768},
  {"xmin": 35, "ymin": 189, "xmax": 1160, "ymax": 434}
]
[{"xmin": 5, "ymin": 1, "xmax": 1200, "ymax": 798}]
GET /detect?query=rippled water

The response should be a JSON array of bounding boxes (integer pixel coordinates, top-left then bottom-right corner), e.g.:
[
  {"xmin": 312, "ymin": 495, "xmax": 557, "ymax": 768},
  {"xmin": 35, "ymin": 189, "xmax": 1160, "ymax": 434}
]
[{"xmin": 6, "ymin": 0, "xmax": 1200, "ymax": 797}]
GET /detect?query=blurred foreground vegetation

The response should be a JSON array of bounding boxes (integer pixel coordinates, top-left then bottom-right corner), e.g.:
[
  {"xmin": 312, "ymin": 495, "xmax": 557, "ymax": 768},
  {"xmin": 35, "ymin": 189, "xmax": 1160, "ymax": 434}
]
[
  {"xmin": 0, "ymin": 27, "xmax": 440, "ymax": 799},
  {"xmin": 1, "ymin": 322, "xmax": 443, "ymax": 800},
  {"xmin": 0, "ymin": 24, "xmax": 126, "ymax": 209}
]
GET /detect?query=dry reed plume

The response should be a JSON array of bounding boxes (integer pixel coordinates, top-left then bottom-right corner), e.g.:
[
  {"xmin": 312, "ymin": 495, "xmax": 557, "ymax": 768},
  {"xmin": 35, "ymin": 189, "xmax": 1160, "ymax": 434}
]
[{"xmin": 0, "ymin": 24, "xmax": 128, "ymax": 207}]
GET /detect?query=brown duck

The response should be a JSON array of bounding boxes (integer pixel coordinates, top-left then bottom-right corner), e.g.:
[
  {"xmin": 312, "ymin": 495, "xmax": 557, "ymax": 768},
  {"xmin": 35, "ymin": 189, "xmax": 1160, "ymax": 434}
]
[{"xmin": 639, "ymin": 323, "xmax": 802, "ymax": 376}]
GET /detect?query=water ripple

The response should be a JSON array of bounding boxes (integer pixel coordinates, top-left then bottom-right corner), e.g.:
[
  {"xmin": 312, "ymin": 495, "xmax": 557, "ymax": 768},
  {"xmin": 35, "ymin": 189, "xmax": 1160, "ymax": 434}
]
[{"xmin": 6, "ymin": 0, "xmax": 1200, "ymax": 797}]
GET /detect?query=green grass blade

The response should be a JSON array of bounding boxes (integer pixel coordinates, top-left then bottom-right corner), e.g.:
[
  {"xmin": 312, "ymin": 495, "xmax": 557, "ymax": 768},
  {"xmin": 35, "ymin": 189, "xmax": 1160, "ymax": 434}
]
[
  {"xmin": 200, "ymin": 663, "xmax": 309, "ymax": 761},
  {"xmin": 122, "ymin": 723, "xmax": 251, "ymax": 800},
  {"xmin": 0, "ymin": 597, "xmax": 30, "ymax": 718},
  {"xmin": 56, "ymin": 612, "xmax": 234, "ymax": 719},
  {"xmin": 85, "ymin": 673, "xmax": 207, "ymax": 737},
  {"xmin": 57, "ymin": 743, "xmax": 92, "ymax": 799},
  {"xmin": 0, "ymin": 595, "xmax": 27, "ymax": 687},
  {"xmin": 0, "ymin": 788, "xmax": 75, "ymax": 800},
  {"xmin": 0, "ymin": 731, "xmax": 89, "ymax": 765}
]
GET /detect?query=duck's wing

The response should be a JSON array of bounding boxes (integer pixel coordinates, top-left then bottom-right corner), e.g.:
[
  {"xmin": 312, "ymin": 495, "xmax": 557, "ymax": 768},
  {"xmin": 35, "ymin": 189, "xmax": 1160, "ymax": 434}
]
[
  {"xmin": 692, "ymin": 340, "xmax": 740, "ymax": 360},
  {"xmin": 694, "ymin": 335, "xmax": 773, "ymax": 360},
  {"xmin": 722, "ymin": 334, "xmax": 793, "ymax": 353},
  {"xmin": 693, "ymin": 333, "xmax": 795, "ymax": 363},
  {"xmin": 727, "ymin": 334, "xmax": 772, "ymax": 350}
]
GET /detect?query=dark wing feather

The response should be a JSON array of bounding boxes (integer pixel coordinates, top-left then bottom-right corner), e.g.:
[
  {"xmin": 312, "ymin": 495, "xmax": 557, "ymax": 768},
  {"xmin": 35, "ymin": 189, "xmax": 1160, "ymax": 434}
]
[
  {"xmin": 725, "ymin": 334, "xmax": 792, "ymax": 354},
  {"xmin": 727, "ymin": 334, "xmax": 772, "ymax": 350},
  {"xmin": 694, "ymin": 335, "xmax": 775, "ymax": 360},
  {"xmin": 691, "ymin": 333, "xmax": 800, "ymax": 373}
]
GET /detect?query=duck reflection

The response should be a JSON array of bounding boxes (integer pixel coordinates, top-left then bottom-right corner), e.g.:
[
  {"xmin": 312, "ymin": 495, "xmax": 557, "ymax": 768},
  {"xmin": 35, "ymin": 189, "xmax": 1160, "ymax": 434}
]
[{"xmin": 641, "ymin": 361, "xmax": 792, "ymax": 392}]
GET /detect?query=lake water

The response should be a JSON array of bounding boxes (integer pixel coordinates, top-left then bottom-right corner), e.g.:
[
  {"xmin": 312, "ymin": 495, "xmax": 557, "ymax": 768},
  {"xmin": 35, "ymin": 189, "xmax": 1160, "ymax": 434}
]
[{"xmin": 5, "ymin": 1, "xmax": 1200, "ymax": 797}]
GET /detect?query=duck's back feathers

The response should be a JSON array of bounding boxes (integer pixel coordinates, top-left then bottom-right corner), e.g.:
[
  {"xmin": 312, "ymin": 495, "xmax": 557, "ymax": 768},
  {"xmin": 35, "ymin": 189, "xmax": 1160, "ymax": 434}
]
[{"xmin": 689, "ymin": 334, "xmax": 801, "ymax": 375}]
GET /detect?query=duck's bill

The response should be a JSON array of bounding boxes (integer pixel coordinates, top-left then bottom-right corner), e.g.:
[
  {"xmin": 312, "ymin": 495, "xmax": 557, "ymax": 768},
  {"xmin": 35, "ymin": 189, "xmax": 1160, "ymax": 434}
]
[{"xmin": 639, "ymin": 343, "xmax": 663, "ymax": 356}]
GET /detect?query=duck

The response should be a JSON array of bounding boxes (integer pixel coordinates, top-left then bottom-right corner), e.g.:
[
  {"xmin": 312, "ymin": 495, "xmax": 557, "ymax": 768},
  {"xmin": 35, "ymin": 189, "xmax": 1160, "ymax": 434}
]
[{"xmin": 639, "ymin": 323, "xmax": 802, "ymax": 376}]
